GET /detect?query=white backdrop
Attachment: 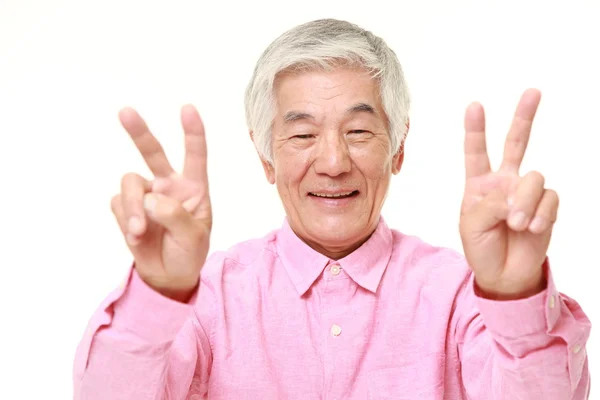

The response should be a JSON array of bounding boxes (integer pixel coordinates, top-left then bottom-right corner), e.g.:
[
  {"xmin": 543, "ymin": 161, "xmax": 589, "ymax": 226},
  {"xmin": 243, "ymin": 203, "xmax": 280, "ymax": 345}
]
[{"xmin": 0, "ymin": 0, "xmax": 598, "ymax": 398}]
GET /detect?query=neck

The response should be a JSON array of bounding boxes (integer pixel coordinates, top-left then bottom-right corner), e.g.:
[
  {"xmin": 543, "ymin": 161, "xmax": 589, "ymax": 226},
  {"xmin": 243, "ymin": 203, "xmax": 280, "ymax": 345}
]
[{"xmin": 292, "ymin": 223, "xmax": 379, "ymax": 260}]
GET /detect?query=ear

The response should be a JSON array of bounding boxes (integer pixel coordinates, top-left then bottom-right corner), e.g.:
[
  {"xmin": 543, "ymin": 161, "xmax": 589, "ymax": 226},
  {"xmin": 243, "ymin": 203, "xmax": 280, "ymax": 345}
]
[
  {"xmin": 392, "ymin": 149, "xmax": 405, "ymax": 175},
  {"xmin": 250, "ymin": 131, "xmax": 276, "ymax": 184},
  {"xmin": 261, "ymin": 159, "xmax": 276, "ymax": 184},
  {"xmin": 392, "ymin": 120, "xmax": 409, "ymax": 175}
]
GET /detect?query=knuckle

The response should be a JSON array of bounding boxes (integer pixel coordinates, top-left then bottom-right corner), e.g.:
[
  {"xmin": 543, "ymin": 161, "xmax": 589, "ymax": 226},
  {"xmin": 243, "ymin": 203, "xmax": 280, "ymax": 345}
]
[
  {"xmin": 110, "ymin": 194, "xmax": 121, "ymax": 213},
  {"xmin": 535, "ymin": 190, "xmax": 560, "ymax": 220},
  {"xmin": 121, "ymin": 172, "xmax": 139, "ymax": 185},
  {"xmin": 545, "ymin": 189, "xmax": 559, "ymax": 205},
  {"xmin": 110, "ymin": 195, "xmax": 128, "ymax": 230},
  {"xmin": 121, "ymin": 175, "xmax": 148, "ymax": 208},
  {"xmin": 121, "ymin": 173, "xmax": 146, "ymax": 193},
  {"xmin": 525, "ymin": 170, "xmax": 545, "ymax": 185}
]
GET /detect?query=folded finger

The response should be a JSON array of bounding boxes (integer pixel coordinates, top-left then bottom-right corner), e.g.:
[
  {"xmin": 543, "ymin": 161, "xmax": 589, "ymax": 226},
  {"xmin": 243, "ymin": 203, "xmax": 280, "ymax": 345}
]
[
  {"xmin": 528, "ymin": 189, "xmax": 559, "ymax": 234},
  {"xmin": 121, "ymin": 173, "xmax": 152, "ymax": 244},
  {"xmin": 507, "ymin": 171, "xmax": 545, "ymax": 231},
  {"xmin": 143, "ymin": 193, "xmax": 203, "ymax": 250}
]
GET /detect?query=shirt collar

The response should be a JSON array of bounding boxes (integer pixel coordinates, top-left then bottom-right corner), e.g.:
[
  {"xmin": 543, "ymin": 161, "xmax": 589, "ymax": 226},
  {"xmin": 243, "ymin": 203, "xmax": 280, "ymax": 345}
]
[{"xmin": 276, "ymin": 216, "xmax": 393, "ymax": 296}]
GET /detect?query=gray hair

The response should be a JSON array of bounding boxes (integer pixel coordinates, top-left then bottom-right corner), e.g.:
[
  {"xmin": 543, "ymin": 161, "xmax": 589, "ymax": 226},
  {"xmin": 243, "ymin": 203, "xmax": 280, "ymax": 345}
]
[{"xmin": 244, "ymin": 18, "xmax": 410, "ymax": 164}]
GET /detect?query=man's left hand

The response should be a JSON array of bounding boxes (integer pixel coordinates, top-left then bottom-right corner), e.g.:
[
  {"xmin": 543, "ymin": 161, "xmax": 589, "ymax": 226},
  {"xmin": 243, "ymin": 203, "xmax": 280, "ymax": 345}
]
[{"xmin": 459, "ymin": 89, "xmax": 558, "ymax": 300}]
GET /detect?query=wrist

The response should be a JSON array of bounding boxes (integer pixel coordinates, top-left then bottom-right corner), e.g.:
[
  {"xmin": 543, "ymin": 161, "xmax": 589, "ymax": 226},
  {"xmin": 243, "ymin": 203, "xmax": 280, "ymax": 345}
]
[
  {"xmin": 475, "ymin": 274, "xmax": 546, "ymax": 301},
  {"xmin": 155, "ymin": 284, "xmax": 198, "ymax": 303},
  {"xmin": 137, "ymin": 271, "xmax": 199, "ymax": 303}
]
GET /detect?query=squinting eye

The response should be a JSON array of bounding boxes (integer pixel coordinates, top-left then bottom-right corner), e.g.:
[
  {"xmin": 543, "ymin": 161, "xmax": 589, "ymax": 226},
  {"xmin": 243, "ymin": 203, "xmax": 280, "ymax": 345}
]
[
  {"xmin": 293, "ymin": 134, "xmax": 314, "ymax": 139},
  {"xmin": 348, "ymin": 130, "xmax": 369, "ymax": 134}
]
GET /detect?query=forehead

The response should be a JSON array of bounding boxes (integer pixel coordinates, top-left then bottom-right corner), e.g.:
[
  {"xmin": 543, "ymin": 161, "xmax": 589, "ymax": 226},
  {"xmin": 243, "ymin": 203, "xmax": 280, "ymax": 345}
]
[{"xmin": 273, "ymin": 67, "xmax": 383, "ymax": 118}]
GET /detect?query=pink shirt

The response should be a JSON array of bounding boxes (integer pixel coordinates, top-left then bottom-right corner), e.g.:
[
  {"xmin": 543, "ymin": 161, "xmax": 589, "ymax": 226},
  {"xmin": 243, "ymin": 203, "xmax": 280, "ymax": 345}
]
[{"xmin": 73, "ymin": 217, "xmax": 591, "ymax": 399}]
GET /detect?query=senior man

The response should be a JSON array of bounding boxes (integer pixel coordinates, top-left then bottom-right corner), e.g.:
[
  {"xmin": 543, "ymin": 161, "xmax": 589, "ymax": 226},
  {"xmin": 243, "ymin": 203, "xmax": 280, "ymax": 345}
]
[{"xmin": 73, "ymin": 19, "xmax": 591, "ymax": 399}]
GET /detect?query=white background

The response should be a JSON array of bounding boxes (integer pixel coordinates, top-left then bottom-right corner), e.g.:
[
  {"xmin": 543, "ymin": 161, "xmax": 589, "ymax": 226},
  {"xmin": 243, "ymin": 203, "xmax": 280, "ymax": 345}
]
[{"xmin": 1, "ymin": 0, "xmax": 598, "ymax": 398}]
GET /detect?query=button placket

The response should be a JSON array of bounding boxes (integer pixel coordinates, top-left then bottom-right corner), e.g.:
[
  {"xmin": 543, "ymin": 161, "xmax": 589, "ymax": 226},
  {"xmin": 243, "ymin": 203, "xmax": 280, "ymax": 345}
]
[
  {"xmin": 548, "ymin": 294, "xmax": 555, "ymax": 309},
  {"xmin": 321, "ymin": 263, "xmax": 351, "ymax": 399}
]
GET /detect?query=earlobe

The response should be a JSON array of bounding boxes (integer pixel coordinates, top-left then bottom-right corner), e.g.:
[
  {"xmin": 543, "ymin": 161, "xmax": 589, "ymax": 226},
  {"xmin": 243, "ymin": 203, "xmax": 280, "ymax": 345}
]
[
  {"xmin": 261, "ymin": 159, "xmax": 276, "ymax": 184},
  {"xmin": 392, "ymin": 121, "xmax": 409, "ymax": 174},
  {"xmin": 392, "ymin": 148, "xmax": 405, "ymax": 175},
  {"xmin": 250, "ymin": 130, "xmax": 276, "ymax": 184}
]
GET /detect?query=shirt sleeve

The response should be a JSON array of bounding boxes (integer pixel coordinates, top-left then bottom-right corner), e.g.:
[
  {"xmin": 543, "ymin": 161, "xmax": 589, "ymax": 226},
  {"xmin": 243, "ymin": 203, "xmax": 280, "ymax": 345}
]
[
  {"xmin": 72, "ymin": 264, "xmax": 216, "ymax": 400},
  {"xmin": 455, "ymin": 259, "xmax": 592, "ymax": 399}
]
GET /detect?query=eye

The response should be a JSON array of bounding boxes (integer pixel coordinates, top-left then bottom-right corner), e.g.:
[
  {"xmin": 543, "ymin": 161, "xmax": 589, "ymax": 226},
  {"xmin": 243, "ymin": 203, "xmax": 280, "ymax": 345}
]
[
  {"xmin": 292, "ymin": 134, "xmax": 315, "ymax": 139},
  {"xmin": 348, "ymin": 129, "xmax": 370, "ymax": 135}
]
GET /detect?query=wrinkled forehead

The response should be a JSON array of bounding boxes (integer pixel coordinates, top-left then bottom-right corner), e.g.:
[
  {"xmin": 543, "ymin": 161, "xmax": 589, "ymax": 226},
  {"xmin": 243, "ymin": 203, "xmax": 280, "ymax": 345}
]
[{"xmin": 272, "ymin": 66, "xmax": 386, "ymax": 123}]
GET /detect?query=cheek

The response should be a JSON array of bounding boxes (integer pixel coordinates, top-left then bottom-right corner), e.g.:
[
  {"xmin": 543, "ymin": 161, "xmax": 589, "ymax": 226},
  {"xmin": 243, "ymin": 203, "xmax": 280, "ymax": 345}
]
[
  {"xmin": 275, "ymin": 149, "xmax": 312, "ymax": 187},
  {"xmin": 364, "ymin": 166, "xmax": 390, "ymax": 187},
  {"xmin": 351, "ymin": 145, "xmax": 393, "ymax": 179}
]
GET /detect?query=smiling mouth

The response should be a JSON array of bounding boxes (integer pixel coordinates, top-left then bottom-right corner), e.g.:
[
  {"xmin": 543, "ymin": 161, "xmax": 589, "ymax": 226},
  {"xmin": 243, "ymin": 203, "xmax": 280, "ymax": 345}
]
[{"xmin": 308, "ymin": 190, "xmax": 359, "ymax": 199}]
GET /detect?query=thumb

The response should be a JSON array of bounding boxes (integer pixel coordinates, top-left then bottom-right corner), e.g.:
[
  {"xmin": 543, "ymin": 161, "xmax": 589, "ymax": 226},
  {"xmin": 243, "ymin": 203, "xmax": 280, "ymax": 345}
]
[
  {"xmin": 461, "ymin": 189, "xmax": 510, "ymax": 233},
  {"xmin": 143, "ymin": 193, "xmax": 202, "ymax": 246}
]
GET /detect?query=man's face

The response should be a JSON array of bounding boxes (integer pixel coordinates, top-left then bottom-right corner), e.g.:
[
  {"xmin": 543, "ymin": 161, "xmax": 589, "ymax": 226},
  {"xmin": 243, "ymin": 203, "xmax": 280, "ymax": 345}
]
[{"xmin": 260, "ymin": 67, "xmax": 404, "ymax": 258}]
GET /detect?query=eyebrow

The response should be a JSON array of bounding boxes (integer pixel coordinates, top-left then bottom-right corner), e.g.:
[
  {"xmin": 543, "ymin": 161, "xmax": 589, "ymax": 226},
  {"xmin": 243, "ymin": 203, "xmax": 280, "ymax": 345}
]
[
  {"xmin": 283, "ymin": 111, "xmax": 314, "ymax": 123},
  {"xmin": 283, "ymin": 102, "xmax": 377, "ymax": 123},
  {"xmin": 346, "ymin": 102, "xmax": 376, "ymax": 116}
]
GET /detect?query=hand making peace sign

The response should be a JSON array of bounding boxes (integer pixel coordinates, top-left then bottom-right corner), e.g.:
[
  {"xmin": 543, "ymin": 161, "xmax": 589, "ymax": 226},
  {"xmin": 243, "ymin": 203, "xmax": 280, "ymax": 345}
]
[
  {"xmin": 110, "ymin": 105, "xmax": 212, "ymax": 302},
  {"xmin": 460, "ymin": 89, "xmax": 558, "ymax": 299}
]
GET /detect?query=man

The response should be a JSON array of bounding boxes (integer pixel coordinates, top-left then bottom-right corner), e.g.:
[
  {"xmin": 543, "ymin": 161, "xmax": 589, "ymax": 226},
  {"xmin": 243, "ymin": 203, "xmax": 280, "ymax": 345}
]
[{"xmin": 73, "ymin": 18, "xmax": 591, "ymax": 399}]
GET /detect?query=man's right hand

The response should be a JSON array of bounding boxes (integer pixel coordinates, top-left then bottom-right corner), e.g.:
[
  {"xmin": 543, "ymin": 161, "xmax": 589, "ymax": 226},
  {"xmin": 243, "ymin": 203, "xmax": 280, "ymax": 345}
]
[{"xmin": 110, "ymin": 105, "xmax": 212, "ymax": 302}]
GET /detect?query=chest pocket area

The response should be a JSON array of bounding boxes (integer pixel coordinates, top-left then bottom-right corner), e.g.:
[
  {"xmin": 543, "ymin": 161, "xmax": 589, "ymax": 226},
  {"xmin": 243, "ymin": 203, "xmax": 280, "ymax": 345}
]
[{"xmin": 367, "ymin": 352, "xmax": 445, "ymax": 400}]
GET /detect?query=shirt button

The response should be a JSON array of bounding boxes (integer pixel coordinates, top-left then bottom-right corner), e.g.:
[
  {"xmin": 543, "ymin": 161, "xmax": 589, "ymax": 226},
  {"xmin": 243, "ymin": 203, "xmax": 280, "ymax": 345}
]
[
  {"xmin": 572, "ymin": 344, "xmax": 582, "ymax": 354},
  {"xmin": 548, "ymin": 294, "xmax": 555, "ymax": 309},
  {"xmin": 331, "ymin": 324, "xmax": 342, "ymax": 336},
  {"xmin": 330, "ymin": 264, "xmax": 341, "ymax": 276}
]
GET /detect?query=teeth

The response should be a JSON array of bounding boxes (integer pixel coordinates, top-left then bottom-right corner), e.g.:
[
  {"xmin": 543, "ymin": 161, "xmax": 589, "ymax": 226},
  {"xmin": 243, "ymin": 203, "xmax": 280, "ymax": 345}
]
[{"xmin": 311, "ymin": 192, "xmax": 354, "ymax": 198}]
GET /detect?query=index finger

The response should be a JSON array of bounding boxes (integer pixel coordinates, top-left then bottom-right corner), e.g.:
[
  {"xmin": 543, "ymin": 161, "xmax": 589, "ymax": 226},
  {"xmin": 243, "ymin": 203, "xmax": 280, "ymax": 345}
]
[
  {"xmin": 119, "ymin": 107, "xmax": 175, "ymax": 177},
  {"xmin": 500, "ymin": 89, "xmax": 541, "ymax": 174}
]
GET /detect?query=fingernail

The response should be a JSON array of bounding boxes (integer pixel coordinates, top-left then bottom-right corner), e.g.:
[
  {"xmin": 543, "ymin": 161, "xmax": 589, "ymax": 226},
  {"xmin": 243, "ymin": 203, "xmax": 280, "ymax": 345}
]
[
  {"xmin": 128, "ymin": 217, "xmax": 143, "ymax": 235},
  {"xmin": 529, "ymin": 216, "xmax": 546, "ymax": 232},
  {"xmin": 509, "ymin": 211, "xmax": 527, "ymax": 228},
  {"xmin": 143, "ymin": 194, "xmax": 156, "ymax": 213}
]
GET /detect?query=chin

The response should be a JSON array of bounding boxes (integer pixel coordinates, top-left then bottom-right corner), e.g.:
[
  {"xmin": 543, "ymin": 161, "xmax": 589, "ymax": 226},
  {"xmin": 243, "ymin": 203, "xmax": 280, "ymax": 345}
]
[{"xmin": 305, "ymin": 213, "xmax": 370, "ymax": 244}]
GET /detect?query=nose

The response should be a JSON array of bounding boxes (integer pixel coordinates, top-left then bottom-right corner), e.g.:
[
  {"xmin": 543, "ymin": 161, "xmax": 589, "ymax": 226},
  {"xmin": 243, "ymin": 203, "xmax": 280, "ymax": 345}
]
[{"xmin": 313, "ymin": 132, "xmax": 352, "ymax": 177}]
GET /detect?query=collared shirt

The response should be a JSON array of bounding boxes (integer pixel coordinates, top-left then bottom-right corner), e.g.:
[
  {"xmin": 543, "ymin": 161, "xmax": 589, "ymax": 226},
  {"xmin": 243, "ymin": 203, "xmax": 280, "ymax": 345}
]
[{"xmin": 73, "ymin": 217, "xmax": 591, "ymax": 399}]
